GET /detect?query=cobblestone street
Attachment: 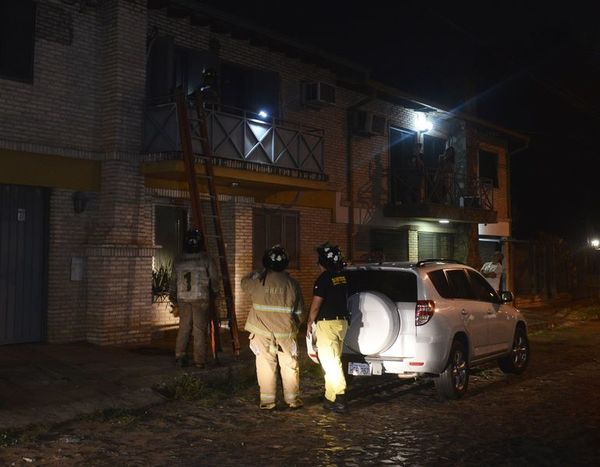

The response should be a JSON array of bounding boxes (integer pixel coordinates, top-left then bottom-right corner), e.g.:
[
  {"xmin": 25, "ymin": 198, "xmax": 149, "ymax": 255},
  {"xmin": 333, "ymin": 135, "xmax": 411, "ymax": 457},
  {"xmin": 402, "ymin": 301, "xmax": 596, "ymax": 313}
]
[{"xmin": 2, "ymin": 320, "xmax": 600, "ymax": 466}]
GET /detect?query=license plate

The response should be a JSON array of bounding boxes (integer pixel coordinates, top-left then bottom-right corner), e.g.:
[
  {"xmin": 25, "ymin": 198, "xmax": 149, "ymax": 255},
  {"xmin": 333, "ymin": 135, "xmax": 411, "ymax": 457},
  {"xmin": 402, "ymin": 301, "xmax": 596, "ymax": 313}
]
[{"xmin": 348, "ymin": 362, "xmax": 371, "ymax": 376}]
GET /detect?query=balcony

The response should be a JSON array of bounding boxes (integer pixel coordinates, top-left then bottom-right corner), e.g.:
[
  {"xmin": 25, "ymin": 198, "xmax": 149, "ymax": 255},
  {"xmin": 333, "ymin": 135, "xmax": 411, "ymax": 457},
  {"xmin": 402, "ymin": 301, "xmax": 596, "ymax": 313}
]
[
  {"xmin": 360, "ymin": 168, "xmax": 497, "ymax": 223},
  {"xmin": 142, "ymin": 100, "xmax": 327, "ymax": 181}
]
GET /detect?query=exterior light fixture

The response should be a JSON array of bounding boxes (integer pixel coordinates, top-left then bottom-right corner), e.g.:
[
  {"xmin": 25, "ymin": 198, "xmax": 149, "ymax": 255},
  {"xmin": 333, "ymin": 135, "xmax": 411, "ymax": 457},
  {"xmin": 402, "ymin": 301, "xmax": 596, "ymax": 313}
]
[
  {"xmin": 439, "ymin": 219, "xmax": 450, "ymax": 224},
  {"xmin": 415, "ymin": 112, "xmax": 433, "ymax": 132},
  {"xmin": 591, "ymin": 238, "xmax": 600, "ymax": 249},
  {"xmin": 258, "ymin": 110, "xmax": 269, "ymax": 119},
  {"xmin": 72, "ymin": 191, "xmax": 88, "ymax": 214}
]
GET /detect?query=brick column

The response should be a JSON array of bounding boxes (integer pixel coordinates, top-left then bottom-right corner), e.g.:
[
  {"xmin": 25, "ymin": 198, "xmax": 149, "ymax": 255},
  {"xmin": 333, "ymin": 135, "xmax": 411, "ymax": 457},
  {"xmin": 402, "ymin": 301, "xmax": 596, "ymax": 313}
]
[{"xmin": 84, "ymin": 0, "xmax": 152, "ymax": 345}]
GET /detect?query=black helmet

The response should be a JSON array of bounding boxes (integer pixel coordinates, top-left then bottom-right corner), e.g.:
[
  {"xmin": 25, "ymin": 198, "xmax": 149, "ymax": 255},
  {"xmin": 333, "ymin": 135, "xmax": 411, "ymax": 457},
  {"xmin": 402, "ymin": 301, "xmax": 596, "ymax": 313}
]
[
  {"xmin": 183, "ymin": 229, "xmax": 204, "ymax": 254},
  {"xmin": 262, "ymin": 245, "xmax": 289, "ymax": 272},
  {"xmin": 317, "ymin": 243, "xmax": 344, "ymax": 272}
]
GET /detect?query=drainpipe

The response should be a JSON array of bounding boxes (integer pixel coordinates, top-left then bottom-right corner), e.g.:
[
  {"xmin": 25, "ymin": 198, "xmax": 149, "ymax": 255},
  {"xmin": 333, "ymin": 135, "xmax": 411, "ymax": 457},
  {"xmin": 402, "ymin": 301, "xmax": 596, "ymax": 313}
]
[
  {"xmin": 505, "ymin": 138, "xmax": 530, "ymax": 292},
  {"xmin": 346, "ymin": 91, "xmax": 376, "ymax": 261}
]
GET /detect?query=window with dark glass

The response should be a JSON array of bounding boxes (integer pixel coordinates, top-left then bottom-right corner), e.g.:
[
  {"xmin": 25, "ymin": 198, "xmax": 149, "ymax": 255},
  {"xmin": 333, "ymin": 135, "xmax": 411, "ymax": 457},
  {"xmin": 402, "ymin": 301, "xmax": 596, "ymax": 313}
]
[
  {"xmin": 428, "ymin": 269, "xmax": 452, "ymax": 298},
  {"xmin": 479, "ymin": 149, "xmax": 499, "ymax": 188},
  {"xmin": 467, "ymin": 270, "xmax": 499, "ymax": 302},
  {"xmin": 220, "ymin": 62, "xmax": 280, "ymax": 117},
  {"xmin": 446, "ymin": 269, "xmax": 475, "ymax": 299},
  {"xmin": 346, "ymin": 270, "xmax": 417, "ymax": 302},
  {"xmin": 423, "ymin": 134, "xmax": 447, "ymax": 169},
  {"xmin": 154, "ymin": 206, "xmax": 187, "ymax": 269},
  {"xmin": 0, "ymin": 0, "xmax": 36, "ymax": 82},
  {"xmin": 146, "ymin": 38, "xmax": 218, "ymax": 102},
  {"xmin": 253, "ymin": 209, "xmax": 299, "ymax": 269},
  {"xmin": 370, "ymin": 229, "xmax": 408, "ymax": 261}
]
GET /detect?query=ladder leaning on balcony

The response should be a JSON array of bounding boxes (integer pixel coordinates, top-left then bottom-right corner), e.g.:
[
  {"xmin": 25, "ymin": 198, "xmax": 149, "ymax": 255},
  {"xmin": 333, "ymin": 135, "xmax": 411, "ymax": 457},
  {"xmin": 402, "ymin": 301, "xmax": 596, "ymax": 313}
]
[{"xmin": 175, "ymin": 88, "xmax": 241, "ymax": 359}]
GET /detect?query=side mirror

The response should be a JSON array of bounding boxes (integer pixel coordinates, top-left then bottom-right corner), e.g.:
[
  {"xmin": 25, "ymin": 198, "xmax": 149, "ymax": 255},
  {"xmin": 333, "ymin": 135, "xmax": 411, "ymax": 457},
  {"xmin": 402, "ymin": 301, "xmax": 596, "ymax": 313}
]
[{"xmin": 500, "ymin": 291, "xmax": 514, "ymax": 303}]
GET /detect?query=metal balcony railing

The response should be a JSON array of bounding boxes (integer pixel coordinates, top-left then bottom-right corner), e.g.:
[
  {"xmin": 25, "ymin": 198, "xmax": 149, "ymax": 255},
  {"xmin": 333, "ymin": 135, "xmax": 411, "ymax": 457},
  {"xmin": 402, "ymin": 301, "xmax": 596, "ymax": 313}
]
[
  {"xmin": 142, "ymin": 100, "xmax": 327, "ymax": 181},
  {"xmin": 356, "ymin": 165, "xmax": 495, "ymax": 211}
]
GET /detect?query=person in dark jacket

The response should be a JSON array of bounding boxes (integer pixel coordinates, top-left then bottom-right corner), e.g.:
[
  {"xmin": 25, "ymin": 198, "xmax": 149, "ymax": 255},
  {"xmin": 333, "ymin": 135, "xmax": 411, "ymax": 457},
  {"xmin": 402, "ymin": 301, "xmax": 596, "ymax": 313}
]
[{"xmin": 306, "ymin": 242, "xmax": 349, "ymax": 412}]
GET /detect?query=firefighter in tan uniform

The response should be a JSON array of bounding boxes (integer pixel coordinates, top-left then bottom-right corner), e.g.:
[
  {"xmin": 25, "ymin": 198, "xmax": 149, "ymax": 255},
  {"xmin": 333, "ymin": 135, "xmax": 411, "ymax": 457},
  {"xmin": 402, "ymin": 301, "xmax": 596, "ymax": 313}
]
[
  {"xmin": 241, "ymin": 245, "xmax": 304, "ymax": 410},
  {"xmin": 170, "ymin": 229, "xmax": 220, "ymax": 368}
]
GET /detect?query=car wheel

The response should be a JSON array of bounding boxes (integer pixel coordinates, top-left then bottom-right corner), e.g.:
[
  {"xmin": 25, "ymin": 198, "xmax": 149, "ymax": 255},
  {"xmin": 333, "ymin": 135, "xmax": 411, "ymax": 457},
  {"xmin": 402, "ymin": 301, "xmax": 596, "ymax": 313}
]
[
  {"xmin": 434, "ymin": 339, "xmax": 469, "ymax": 400},
  {"xmin": 498, "ymin": 326, "xmax": 529, "ymax": 374}
]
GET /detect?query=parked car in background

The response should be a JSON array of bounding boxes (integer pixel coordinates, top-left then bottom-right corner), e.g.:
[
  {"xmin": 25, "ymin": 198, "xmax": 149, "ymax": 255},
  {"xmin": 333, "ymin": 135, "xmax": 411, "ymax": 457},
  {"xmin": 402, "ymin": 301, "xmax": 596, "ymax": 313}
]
[{"xmin": 307, "ymin": 259, "xmax": 530, "ymax": 399}]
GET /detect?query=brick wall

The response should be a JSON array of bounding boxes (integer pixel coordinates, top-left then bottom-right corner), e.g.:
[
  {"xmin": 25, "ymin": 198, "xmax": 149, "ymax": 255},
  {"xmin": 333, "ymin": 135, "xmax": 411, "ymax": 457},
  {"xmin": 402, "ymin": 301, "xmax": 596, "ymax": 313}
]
[{"xmin": 47, "ymin": 189, "xmax": 90, "ymax": 342}]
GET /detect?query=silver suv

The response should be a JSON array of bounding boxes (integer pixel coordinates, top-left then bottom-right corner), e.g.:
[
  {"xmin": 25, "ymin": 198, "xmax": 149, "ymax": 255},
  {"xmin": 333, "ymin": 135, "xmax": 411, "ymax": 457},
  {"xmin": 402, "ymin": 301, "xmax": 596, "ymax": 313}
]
[{"xmin": 307, "ymin": 259, "xmax": 530, "ymax": 400}]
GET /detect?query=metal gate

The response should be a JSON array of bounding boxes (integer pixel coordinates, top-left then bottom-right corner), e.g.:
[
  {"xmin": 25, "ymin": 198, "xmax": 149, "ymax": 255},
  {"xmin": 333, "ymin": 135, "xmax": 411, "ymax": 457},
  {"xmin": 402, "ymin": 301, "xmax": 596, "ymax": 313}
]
[{"xmin": 0, "ymin": 184, "xmax": 47, "ymax": 344}]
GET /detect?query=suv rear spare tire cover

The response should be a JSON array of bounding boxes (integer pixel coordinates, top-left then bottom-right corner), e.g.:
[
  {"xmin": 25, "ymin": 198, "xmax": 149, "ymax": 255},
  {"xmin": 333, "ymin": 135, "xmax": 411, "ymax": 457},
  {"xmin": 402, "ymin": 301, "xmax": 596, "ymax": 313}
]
[{"xmin": 345, "ymin": 291, "xmax": 401, "ymax": 355}]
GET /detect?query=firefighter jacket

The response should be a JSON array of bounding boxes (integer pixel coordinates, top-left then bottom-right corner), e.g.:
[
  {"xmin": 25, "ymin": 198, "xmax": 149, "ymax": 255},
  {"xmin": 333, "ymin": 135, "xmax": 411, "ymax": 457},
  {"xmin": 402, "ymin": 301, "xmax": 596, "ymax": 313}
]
[
  {"xmin": 170, "ymin": 252, "xmax": 220, "ymax": 303},
  {"xmin": 241, "ymin": 270, "xmax": 304, "ymax": 339}
]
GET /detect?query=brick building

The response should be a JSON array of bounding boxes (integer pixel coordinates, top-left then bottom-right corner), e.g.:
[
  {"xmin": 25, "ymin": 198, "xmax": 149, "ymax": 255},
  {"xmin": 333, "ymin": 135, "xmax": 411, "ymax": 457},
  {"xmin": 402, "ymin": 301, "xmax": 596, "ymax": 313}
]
[{"xmin": 0, "ymin": 0, "xmax": 528, "ymax": 345}]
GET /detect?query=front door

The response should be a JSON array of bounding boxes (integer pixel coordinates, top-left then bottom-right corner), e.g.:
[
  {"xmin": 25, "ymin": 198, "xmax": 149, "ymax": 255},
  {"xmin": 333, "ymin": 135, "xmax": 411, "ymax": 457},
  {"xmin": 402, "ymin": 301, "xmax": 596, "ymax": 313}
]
[{"xmin": 0, "ymin": 184, "xmax": 47, "ymax": 344}]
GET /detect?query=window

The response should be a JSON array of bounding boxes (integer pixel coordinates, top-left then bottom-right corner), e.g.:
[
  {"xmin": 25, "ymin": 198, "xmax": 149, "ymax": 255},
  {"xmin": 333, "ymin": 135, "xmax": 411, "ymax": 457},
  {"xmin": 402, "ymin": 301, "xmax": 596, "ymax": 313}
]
[
  {"xmin": 154, "ymin": 206, "xmax": 187, "ymax": 269},
  {"xmin": 253, "ymin": 209, "xmax": 299, "ymax": 269},
  {"xmin": 370, "ymin": 229, "xmax": 408, "ymax": 261},
  {"xmin": 346, "ymin": 270, "xmax": 417, "ymax": 302},
  {"xmin": 0, "ymin": 0, "xmax": 36, "ymax": 82},
  {"xmin": 221, "ymin": 62, "xmax": 280, "ymax": 117},
  {"xmin": 479, "ymin": 150, "xmax": 499, "ymax": 188},
  {"xmin": 418, "ymin": 232, "xmax": 454, "ymax": 260},
  {"xmin": 389, "ymin": 127, "xmax": 417, "ymax": 204},
  {"xmin": 428, "ymin": 269, "xmax": 452, "ymax": 298},
  {"xmin": 445, "ymin": 269, "xmax": 475, "ymax": 299},
  {"xmin": 423, "ymin": 134, "xmax": 447, "ymax": 169},
  {"xmin": 467, "ymin": 270, "xmax": 498, "ymax": 303}
]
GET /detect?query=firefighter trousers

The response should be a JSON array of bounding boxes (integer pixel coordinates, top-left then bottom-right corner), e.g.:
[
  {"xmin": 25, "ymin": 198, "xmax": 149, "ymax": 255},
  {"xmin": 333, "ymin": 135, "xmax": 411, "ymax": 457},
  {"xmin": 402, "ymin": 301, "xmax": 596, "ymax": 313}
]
[
  {"xmin": 176, "ymin": 300, "xmax": 210, "ymax": 365},
  {"xmin": 315, "ymin": 319, "xmax": 348, "ymax": 402},
  {"xmin": 249, "ymin": 333, "xmax": 300, "ymax": 406}
]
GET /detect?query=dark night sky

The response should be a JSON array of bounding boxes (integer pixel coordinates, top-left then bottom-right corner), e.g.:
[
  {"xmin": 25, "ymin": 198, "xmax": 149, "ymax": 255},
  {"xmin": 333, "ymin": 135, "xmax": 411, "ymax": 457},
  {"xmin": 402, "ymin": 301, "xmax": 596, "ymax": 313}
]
[{"xmin": 199, "ymin": 0, "xmax": 600, "ymax": 246}]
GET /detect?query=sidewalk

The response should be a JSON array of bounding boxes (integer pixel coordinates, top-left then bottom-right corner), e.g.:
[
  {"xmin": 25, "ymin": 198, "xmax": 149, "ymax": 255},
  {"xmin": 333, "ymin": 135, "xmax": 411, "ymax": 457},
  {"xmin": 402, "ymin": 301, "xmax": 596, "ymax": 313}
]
[
  {"xmin": 0, "ymin": 330, "xmax": 252, "ymax": 430},
  {"xmin": 0, "ymin": 305, "xmax": 567, "ymax": 431}
]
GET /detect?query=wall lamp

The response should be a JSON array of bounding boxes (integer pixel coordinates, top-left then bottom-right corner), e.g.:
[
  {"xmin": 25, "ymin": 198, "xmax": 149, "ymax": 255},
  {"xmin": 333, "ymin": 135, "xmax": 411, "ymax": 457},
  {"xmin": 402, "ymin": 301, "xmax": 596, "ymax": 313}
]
[
  {"xmin": 72, "ymin": 191, "xmax": 89, "ymax": 214},
  {"xmin": 416, "ymin": 112, "xmax": 433, "ymax": 132}
]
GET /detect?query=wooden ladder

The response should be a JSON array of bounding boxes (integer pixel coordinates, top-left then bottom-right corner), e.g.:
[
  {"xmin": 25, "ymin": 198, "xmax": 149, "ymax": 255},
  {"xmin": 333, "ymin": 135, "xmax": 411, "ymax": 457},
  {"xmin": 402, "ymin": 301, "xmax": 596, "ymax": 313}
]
[{"xmin": 175, "ymin": 88, "xmax": 240, "ymax": 358}]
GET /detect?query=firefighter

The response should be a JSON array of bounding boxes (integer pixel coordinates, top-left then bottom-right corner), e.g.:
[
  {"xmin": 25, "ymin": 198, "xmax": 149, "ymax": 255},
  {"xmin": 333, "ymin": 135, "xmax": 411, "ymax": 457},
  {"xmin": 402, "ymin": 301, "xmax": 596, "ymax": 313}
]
[
  {"xmin": 170, "ymin": 229, "xmax": 220, "ymax": 368},
  {"xmin": 306, "ymin": 243, "xmax": 349, "ymax": 412},
  {"xmin": 241, "ymin": 245, "xmax": 304, "ymax": 410}
]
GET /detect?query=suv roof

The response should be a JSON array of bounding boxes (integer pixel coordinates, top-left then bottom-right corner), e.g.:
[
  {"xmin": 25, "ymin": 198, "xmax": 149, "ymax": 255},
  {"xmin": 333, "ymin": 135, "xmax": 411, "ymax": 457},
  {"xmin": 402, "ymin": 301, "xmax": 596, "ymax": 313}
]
[{"xmin": 350, "ymin": 259, "xmax": 466, "ymax": 269}]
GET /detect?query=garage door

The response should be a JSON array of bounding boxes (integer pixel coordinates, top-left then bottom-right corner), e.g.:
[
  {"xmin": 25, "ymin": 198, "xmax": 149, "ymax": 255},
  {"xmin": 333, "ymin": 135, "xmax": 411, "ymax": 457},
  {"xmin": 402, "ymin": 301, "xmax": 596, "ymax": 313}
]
[{"xmin": 0, "ymin": 184, "xmax": 47, "ymax": 344}]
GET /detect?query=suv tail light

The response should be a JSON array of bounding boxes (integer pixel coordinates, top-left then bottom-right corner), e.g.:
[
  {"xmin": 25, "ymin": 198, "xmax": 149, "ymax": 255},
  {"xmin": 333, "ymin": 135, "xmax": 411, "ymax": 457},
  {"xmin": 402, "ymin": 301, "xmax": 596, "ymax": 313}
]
[{"xmin": 415, "ymin": 300, "xmax": 435, "ymax": 326}]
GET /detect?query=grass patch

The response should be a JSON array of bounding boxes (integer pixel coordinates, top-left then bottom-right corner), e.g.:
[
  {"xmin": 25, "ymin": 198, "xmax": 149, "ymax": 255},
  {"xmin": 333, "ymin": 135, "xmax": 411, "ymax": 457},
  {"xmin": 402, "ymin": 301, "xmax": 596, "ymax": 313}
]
[
  {"xmin": 567, "ymin": 304, "xmax": 600, "ymax": 321},
  {"xmin": 79, "ymin": 407, "xmax": 149, "ymax": 426},
  {"xmin": 0, "ymin": 424, "xmax": 49, "ymax": 447},
  {"xmin": 153, "ymin": 367, "xmax": 256, "ymax": 403}
]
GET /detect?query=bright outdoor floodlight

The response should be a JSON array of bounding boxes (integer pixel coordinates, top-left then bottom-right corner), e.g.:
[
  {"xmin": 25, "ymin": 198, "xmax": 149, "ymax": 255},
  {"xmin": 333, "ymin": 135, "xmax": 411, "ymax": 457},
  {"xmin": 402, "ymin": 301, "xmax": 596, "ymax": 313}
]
[
  {"xmin": 416, "ymin": 112, "xmax": 433, "ymax": 132},
  {"xmin": 258, "ymin": 110, "xmax": 269, "ymax": 119},
  {"xmin": 591, "ymin": 238, "xmax": 600, "ymax": 249}
]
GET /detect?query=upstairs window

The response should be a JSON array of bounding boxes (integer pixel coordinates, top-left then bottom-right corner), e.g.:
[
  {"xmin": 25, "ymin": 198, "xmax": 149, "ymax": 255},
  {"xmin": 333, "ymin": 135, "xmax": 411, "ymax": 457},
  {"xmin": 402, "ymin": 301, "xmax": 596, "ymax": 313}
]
[
  {"xmin": 423, "ymin": 134, "xmax": 447, "ymax": 169},
  {"xmin": 0, "ymin": 0, "xmax": 36, "ymax": 83},
  {"xmin": 221, "ymin": 62, "xmax": 280, "ymax": 117},
  {"xmin": 479, "ymin": 149, "xmax": 499, "ymax": 188},
  {"xmin": 146, "ymin": 37, "xmax": 217, "ymax": 102},
  {"xmin": 146, "ymin": 40, "xmax": 280, "ymax": 117}
]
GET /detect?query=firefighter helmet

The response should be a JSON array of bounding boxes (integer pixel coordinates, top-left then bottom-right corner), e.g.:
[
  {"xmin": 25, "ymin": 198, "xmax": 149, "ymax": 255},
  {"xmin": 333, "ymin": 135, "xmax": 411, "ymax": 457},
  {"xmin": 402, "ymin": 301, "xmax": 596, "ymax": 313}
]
[
  {"xmin": 262, "ymin": 245, "xmax": 289, "ymax": 272},
  {"xmin": 183, "ymin": 229, "xmax": 204, "ymax": 254},
  {"xmin": 317, "ymin": 243, "xmax": 344, "ymax": 272}
]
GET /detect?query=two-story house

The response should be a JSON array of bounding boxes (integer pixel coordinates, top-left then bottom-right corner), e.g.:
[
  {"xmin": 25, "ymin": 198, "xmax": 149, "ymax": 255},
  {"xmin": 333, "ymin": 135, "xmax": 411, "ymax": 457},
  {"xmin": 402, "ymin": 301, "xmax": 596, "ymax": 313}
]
[{"xmin": 0, "ymin": 0, "xmax": 528, "ymax": 346}]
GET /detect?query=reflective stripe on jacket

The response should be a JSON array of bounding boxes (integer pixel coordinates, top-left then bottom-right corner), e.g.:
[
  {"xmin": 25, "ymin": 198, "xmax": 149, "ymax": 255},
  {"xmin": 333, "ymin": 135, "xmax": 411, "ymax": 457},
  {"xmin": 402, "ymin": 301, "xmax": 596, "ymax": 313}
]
[{"xmin": 241, "ymin": 270, "xmax": 304, "ymax": 337}]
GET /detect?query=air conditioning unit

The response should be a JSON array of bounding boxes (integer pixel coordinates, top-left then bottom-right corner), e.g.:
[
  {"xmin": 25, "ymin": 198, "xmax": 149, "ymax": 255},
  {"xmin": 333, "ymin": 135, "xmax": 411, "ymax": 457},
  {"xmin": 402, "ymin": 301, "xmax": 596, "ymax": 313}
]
[
  {"xmin": 301, "ymin": 81, "xmax": 336, "ymax": 107},
  {"xmin": 351, "ymin": 110, "xmax": 387, "ymax": 137}
]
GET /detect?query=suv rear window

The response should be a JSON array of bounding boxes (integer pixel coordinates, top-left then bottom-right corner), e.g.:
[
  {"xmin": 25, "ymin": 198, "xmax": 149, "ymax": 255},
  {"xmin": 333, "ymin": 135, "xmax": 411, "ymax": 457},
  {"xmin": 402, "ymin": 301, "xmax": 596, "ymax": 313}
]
[{"xmin": 346, "ymin": 270, "xmax": 417, "ymax": 302}]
